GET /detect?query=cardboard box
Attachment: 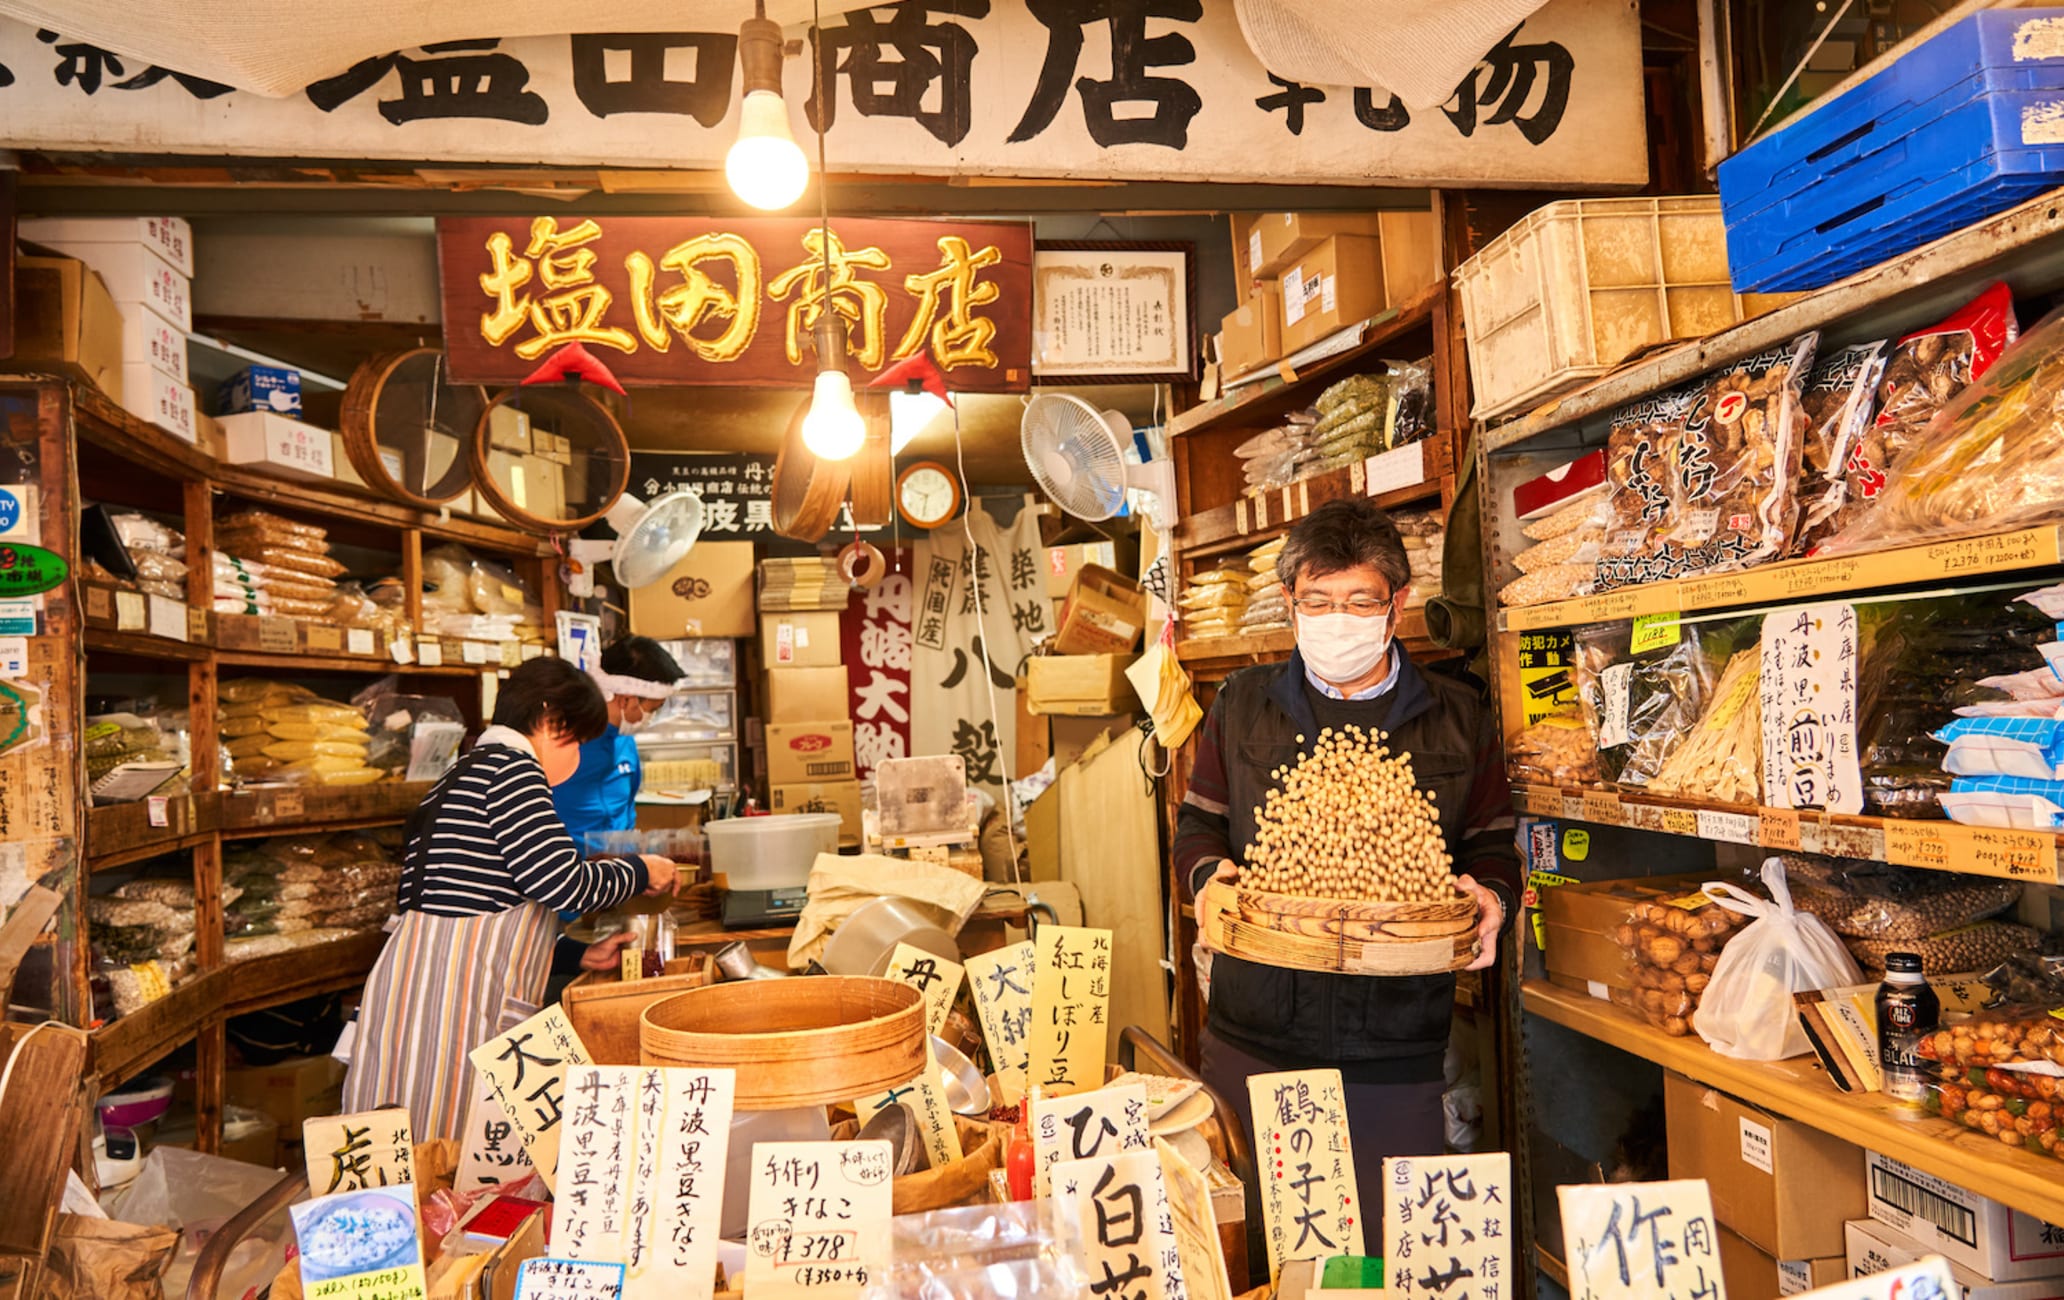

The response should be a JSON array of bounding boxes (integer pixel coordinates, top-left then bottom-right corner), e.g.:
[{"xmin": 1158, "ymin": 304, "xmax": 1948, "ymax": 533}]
[
  {"xmin": 1051, "ymin": 712, "xmax": 1137, "ymax": 771},
  {"xmin": 1053, "ymin": 564, "xmax": 1147, "ymax": 655},
  {"xmin": 759, "ymin": 611, "xmax": 843, "ymax": 669},
  {"xmin": 122, "ymin": 364, "xmax": 197, "ymax": 443},
  {"xmin": 1379, "ymin": 210, "xmax": 1442, "ymax": 305},
  {"xmin": 1218, "ymin": 285, "xmax": 1283, "ymax": 379},
  {"xmin": 196, "ymin": 413, "xmax": 226, "ymax": 461},
  {"xmin": 224, "ymin": 1054, "xmax": 347, "ymax": 1140},
  {"xmin": 37, "ymin": 238, "xmax": 190, "ymax": 331},
  {"xmin": 19, "ymin": 216, "xmax": 193, "ymax": 276},
  {"xmin": 1866, "ymin": 1151, "xmax": 2064, "ymax": 1281},
  {"xmin": 1251, "ymin": 212, "xmax": 1384, "ymax": 280},
  {"xmin": 766, "ymin": 721, "xmax": 857, "ymax": 784},
  {"xmin": 1279, "ymin": 235, "xmax": 1386, "ymax": 354},
  {"xmin": 220, "ymin": 410, "xmax": 334, "ymax": 481},
  {"xmin": 219, "ymin": 364, "xmax": 302, "ymax": 416},
  {"xmin": 1027, "ymin": 653, "xmax": 1133, "ymax": 716},
  {"xmin": 764, "ymin": 666, "xmax": 850, "ymax": 723},
  {"xmin": 770, "ymin": 780, "xmax": 864, "ymax": 846},
  {"xmin": 1232, "ymin": 213, "xmax": 1262, "ymax": 286},
  {"xmin": 628, "ymin": 540, "xmax": 756, "ymax": 639},
  {"xmin": 1847, "ymin": 1218, "xmax": 2064, "ymax": 1300},
  {"xmin": 1026, "ymin": 784, "xmax": 1061, "ymax": 882},
  {"xmin": 1718, "ymin": 1226, "xmax": 1846, "ymax": 1297},
  {"xmin": 1666, "ymin": 1072, "xmax": 1865, "ymax": 1260},
  {"xmin": 7, "ymin": 256, "xmax": 124, "ymax": 402},
  {"xmin": 488, "ymin": 403, "xmax": 533, "ymax": 453},
  {"xmin": 1539, "ymin": 923, "xmax": 1630, "ymax": 993},
  {"xmin": 121, "ymin": 304, "xmax": 187, "ymax": 381}
]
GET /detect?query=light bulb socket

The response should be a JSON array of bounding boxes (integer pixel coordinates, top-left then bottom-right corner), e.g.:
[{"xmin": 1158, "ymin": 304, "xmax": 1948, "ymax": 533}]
[
  {"xmin": 738, "ymin": 17, "xmax": 786, "ymax": 95},
  {"xmin": 811, "ymin": 311, "xmax": 850, "ymax": 374}
]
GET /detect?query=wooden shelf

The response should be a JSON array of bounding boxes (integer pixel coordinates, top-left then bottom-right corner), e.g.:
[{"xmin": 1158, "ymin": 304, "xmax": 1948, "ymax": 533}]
[
  {"xmin": 86, "ymin": 796, "xmax": 215, "ymax": 871},
  {"xmin": 214, "ymin": 648, "xmax": 478, "ymax": 676},
  {"xmin": 1482, "ymin": 183, "xmax": 2064, "ymax": 455},
  {"xmin": 221, "ymin": 931, "xmax": 387, "ymax": 1016},
  {"xmin": 1176, "ymin": 432, "xmax": 1452, "ymax": 559},
  {"xmin": 1510, "ymin": 782, "xmax": 2062, "ymax": 884},
  {"xmin": 1174, "ymin": 609, "xmax": 1434, "ymax": 665},
  {"xmin": 90, "ymin": 968, "xmax": 229, "ymax": 1090},
  {"xmin": 1172, "ymin": 284, "xmax": 1441, "ymax": 439},
  {"xmin": 1523, "ymin": 979, "xmax": 2064, "ymax": 1229},
  {"xmin": 1498, "ymin": 525, "xmax": 2064, "ymax": 632},
  {"xmin": 82, "ymin": 627, "xmax": 209, "ymax": 663},
  {"xmin": 218, "ymin": 781, "xmax": 434, "ymax": 835}
]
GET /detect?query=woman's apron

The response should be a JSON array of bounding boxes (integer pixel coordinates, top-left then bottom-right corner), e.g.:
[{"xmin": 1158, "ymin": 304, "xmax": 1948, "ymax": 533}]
[{"xmin": 341, "ymin": 752, "xmax": 562, "ymax": 1141}]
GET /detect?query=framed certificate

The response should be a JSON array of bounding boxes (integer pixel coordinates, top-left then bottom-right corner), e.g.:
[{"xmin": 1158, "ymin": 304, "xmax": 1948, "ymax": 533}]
[{"xmin": 1031, "ymin": 242, "xmax": 1197, "ymax": 382}]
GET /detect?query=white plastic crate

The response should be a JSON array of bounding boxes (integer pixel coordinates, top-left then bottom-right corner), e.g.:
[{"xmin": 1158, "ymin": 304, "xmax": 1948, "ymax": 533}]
[{"xmin": 1454, "ymin": 196, "xmax": 1747, "ymax": 422}]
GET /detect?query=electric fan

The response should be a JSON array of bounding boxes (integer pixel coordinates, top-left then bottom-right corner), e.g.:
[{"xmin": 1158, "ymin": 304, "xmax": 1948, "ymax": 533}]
[
  {"xmin": 601, "ymin": 490, "xmax": 708, "ymax": 588},
  {"xmin": 1019, "ymin": 394, "xmax": 1175, "ymax": 530}
]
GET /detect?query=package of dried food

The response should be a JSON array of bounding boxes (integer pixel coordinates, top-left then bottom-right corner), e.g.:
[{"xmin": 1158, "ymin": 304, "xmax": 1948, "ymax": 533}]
[
  {"xmin": 1522, "ymin": 484, "xmax": 1609, "ymax": 543},
  {"xmin": 1792, "ymin": 341, "xmax": 1889, "ymax": 555},
  {"xmin": 1514, "ymin": 527, "xmax": 1605, "ymax": 575},
  {"xmin": 1576, "ymin": 620, "xmax": 1725, "ymax": 789},
  {"xmin": 1613, "ymin": 890, "xmax": 1755, "ymax": 1037},
  {"xmin": 1921, "ymin": 1056, "xmax": 2064, "ymax": 1153},
  {"xmin": 1498, "ymin": 563, "xmax": 1593, "ymax": 608},
  {"xmin": 1315, "ymin": 373, "xmax": 1388, "ymax": 417},
  {"xmin": 1594, "ymin": 391, "xmax": 1694, "ymax": 587},
  {"xmin": 1942, "ymin": 775, "xmax": 2064, "ymax": 829},
  {"xmin": 1820, "ymin": 283, "xmax": 2019, "ymax": 548},
  {"xmin": 1849, "ymin": 919, "xmax": 2042, "ymax": 977},
  {"xmin": 1383, "ymin": 358, "xmax": 1433, "ymax": 449},
  {"xmin": 1648, "ymin": 647, "xmax": 1762, "ymax": 805},
  {"xmin": 1980, "ymin": 953, "xmax": 2064, "ymax": 1008},
  {"xmin": 1777, "ymin": 855, "xmax": 2021, "ymax": 941},
  {"xmin": 1507, "ymin": 714, "xmax": 1599, "ymax": 786}
]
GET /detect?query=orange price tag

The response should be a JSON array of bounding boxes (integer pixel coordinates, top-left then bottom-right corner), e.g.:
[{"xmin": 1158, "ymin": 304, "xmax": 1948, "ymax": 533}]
[
  {"xmin": 1580, "ymin": 790, "xmax": 1622, "ymax": 826},
  {"xmin": 1758, "ymin": 808, "xmax": 1803, "ymax": 852},
  {"xmin": 1660, "ymin": 809, "xmax": 1698, "ymax": 837},
  {"xmin": 1884, "ymin": 821, "xmax": 1950, "ymax": 871}
]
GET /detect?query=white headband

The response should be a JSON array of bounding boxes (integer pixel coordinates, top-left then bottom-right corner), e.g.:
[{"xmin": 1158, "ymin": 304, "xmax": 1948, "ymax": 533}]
[{"xmin": 589, "ymin": 667, "xmax": 678, "ymax": 701}]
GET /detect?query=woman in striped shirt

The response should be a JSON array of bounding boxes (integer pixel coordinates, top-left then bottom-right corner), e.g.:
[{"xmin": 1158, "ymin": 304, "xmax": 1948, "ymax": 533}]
[{"xmin": 342, "ymin": 658, "xmax": 678, "ymax": 1139}]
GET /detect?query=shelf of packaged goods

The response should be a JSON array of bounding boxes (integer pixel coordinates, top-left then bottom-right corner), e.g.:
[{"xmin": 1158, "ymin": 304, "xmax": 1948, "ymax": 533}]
[
  {"xmin": 1522, "ymin": 979, "xmax": 2064, "ymax": 1229},
  {"xmin": 1482, "ymin": 183, "xmax": 2064, "ymax": 455},
  {"xmin": 1508, "ymin": 782, "xmax": 2064, "ymax": 884},
  {"xmin": 1176, "ymin": 433, "xmax": 1453, "ymax": 561},
  {"xmin": 85, "ymin": 797, "xmax": 215, "ymax": 869},
  {"xmin": 1173, "ymin": 609, "xmax": 1433, "ymax": 665},
  {"xmin": 218, "ymin": 780, "xmax": 434, "ymax": 836},
  {"xmin": 82, "ymin": 626, "xmax": 210, "ymax": 664},
  {"xmin": 1496, "ymin": 526, "xmax": 2064, "ymax": 633},
  {"xmin": 1172, "ymin": 285, "xmax": 1441, "ymax": 440},
  {"xmin": 213, "ymin": 648, "xmax": 478, "ymax": 676},
  {"xmin": 90, "ymin": 966, "xmax": 231, "ymax": 1090},
  {"xmin": 65, "ymin": 383, "xmax": 550, "ymax": 557},
  {"xmin": 220, "ymin": 931, "xmax": 388, "ymax": 1016}
]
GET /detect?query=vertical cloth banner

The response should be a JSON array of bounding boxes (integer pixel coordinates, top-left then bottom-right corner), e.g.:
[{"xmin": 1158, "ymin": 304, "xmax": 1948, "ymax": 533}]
[
  {"xmin": 839, "ymin": 546, "xmax": 914, "ymax": 783},
  {"xmin": 910, "ymin": 505, "xmax": 1047, "ymax": 802}
]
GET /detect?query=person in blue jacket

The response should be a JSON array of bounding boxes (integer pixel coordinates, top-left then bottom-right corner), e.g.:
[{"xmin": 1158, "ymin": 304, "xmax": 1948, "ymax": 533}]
[{"xmin": 553, "ymin": 635, "xmax": 685, "ymax": 851}]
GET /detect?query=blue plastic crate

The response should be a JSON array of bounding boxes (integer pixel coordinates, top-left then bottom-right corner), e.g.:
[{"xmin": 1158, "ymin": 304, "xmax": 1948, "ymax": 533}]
[{"xmin": 1720, "ymin": 8, "xmax": 2064, "ymax": 292}]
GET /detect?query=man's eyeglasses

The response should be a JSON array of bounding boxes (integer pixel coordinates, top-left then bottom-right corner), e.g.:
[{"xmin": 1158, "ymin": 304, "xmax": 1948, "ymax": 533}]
[{"xmin": 1291, "ymin": 594, "xmax": 1393, "ymax": 618}]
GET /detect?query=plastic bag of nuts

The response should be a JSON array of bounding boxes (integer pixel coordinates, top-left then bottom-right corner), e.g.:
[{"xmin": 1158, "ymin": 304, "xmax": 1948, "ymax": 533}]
[
  {"xmin": 1777, "ymin": 853, "xmax": 2022, "ymax": 942},
  {"xmin": 1612, "ymin": 891, "xmax": 1754, "ymax": 1036},
  {"xmin": 1846, "ymin": 920, "xmax": 2040, "ymax": 975}
]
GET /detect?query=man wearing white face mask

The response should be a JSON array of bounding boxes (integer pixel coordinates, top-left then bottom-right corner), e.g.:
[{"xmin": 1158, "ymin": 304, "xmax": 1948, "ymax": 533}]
[{"xmin": 1175, "ymin": 499, "xmax": 1516, "ymax": 1244}]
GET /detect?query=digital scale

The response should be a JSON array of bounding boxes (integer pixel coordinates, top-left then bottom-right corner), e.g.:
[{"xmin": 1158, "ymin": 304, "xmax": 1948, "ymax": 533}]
[{"xmin": 721, "ymin": 885, "xmax": 811, "ymax": 930}]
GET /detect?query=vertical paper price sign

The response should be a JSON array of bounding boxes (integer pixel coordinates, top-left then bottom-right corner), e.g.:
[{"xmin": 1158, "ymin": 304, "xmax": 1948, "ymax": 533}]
[
  {"xmin": 745, "ymin": 1141, "xmax": 894, "ymax": 1300},
  {"xmin": 1559, "ymin": 1179, "xmax": 1725, "ymax": 1300},
  {"xmin": 1031, "ymin": 1083, "xmax": 1148, "ymax": 1198},
  {"xmin": 550, "ymin": 1066, "xmax": 736, "ymax": 1300},
  {"xmin": 304, "ymin": 1107, "xmax": 416, "ymax": 1194},
  {"xmin": 1029, "ymin": 926, "xmax": 1113, "ymax": 1096},
  {"xmin": 1156, "ymin": 1138, "xmax": 1235, "ymax": 1300},
  {"xmin": 469, "ymin": 1004, "xmax": 593, "ymax": 1193},
  {"xmin": 456, "ymin": 1077, "xmax": 537, "ymax": 1190},
  {"xmin": 1052, "ymin": 1148, "xmax": 1189, "ymax": 1300},
  {"xmin": 289, "ymin": 1185, "xmax": 429, "ymax": 1298},
  {"xmin": 885, "ymin": 942, "xmax": 964, "ymax": 1037},
  {"xmin": 855, "ymin": 1047, "xmax": 962, "ymax": 1169},
  {"xmin": 1383, "ymin": 1154, "xmax": 1510, "ymax": 1300},
  {"xmin": 965, "ymin": 940, "xmax": 1035, "ymax": 1101},
  {"xmin": 514, "ymin": 1258, "xmax": 625, "ymax": 1298},
  {"xmin": 1761, "ymin": 601, "xmax": 1862, "ymax": 814},
  {"xmin": 1247, "ymin": 1069, "xmax": 1363, "ymax": 1284}
]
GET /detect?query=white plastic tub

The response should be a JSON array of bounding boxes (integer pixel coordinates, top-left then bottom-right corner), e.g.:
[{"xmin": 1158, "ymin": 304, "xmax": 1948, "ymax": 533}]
[
  {"xmin": 1454, "ymin": 196, "xmax": 1747, "ymax": 422},
  {"xmin": 704, "ymin": 812, "xmax": 842, "ymax": 890}
]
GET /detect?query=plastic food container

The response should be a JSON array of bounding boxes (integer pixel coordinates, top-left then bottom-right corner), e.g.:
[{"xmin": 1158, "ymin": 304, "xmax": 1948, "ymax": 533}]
[
  {"xmin": 1453, "ymin": 196, "xmax": 1748, "ymax": 422},
  {"xmin": 703, "ymin": 813, "xmax": 841, "ymax": 890},
  {"xmin": 98, "ymin": 1076, "xmax": 176, "ymax": 1130}
]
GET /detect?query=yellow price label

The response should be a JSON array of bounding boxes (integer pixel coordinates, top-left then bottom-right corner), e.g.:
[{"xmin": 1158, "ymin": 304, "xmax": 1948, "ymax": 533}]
[{"xmin": 1629, "ymin": 612, "xmax": 1682, "ymax": 655}]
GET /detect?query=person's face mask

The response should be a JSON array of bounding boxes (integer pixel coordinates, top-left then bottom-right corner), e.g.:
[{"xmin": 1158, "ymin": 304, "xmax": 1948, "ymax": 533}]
[
  {"xmin": 1293, "ymin": 592, "xmax": 1394, "ymax": 683},
  {"xmin": 615, "ymin": 698, "xmax": 653, "ymax": 735}
]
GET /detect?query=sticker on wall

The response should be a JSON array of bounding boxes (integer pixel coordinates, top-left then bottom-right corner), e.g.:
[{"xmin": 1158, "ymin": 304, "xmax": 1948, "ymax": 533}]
[{"xmin": 0, "ymin": 544, "xmax": 65, "ymax": 597}]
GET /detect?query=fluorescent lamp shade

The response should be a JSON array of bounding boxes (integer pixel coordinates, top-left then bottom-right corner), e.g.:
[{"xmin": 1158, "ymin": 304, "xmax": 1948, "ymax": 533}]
[
  {"xmin": 802, "ymin": 367, "xmax": 867, "ymax": 460},
  {"xmin": 888, "ymin": 387, "xmax": 950, "ymax": 454},
  {"xmin": 725, "ymin": 90, "xmax": 809, "ymax": 211}
]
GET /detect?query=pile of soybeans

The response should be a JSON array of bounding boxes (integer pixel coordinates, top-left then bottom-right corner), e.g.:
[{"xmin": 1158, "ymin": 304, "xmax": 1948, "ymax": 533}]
[{"xmin": 1244, "ymin": 725, "xmax": 1455, "ymax": 901}]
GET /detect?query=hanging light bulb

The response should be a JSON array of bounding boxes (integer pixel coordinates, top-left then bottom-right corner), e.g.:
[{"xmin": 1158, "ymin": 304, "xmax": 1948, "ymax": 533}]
[
  {"xmin": 802, "ymin": 313, "xmax": 866, "ymax": 460},
  {"xmin": 725, "ymin": 9, "xmax": 808, "ymax": 210}
]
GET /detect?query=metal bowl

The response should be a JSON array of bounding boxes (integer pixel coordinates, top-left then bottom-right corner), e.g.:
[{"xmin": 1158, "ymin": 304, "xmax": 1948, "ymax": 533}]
[{"xmin": 930, "ymin": 1034, "xmax": 991, "ymax": 1116}]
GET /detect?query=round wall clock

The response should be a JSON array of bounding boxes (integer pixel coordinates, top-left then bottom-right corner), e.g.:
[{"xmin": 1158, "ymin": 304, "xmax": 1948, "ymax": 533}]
[{"xmin": 895, "ymin": 460, "xmax": 963, "ymax": 529}]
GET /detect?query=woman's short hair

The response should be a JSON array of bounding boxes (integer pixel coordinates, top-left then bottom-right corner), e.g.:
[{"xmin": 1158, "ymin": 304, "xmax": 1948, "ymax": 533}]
[
  {"xmin": 1277, "ymin": 498, "xmax": 1411, "ymax": 595},
  {"xmin": 600, "ymin": 635, "xmax": 685, "ymax": 686},
  {"xmin": 492, "ymin": 657, "xmax": 609, "ymax": 742}
]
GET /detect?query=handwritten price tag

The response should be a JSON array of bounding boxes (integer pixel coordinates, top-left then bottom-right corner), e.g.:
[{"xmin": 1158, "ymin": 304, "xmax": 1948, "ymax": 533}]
[
  {"xmin": 1660, "ymin": 809, "xmax": 1699, "ymax": 837},
  {"xmin": 1580, "ymin": 790, "xmax": 1621, "ymax": 826},
  {"xmin": 1757, "ymin": 808, "xmax": 1802, "ymax": 852},
  {"xmin": 1695, "ymin": 809, "xmax": 1757, "ymax": 846},
  {"xmin": 1962, "ymin": 828, "xmax": 2059, "ymax": 883},
  {"xmin": 1883, "ymin": 821, "xmax": 1950, "ymax": 872}
]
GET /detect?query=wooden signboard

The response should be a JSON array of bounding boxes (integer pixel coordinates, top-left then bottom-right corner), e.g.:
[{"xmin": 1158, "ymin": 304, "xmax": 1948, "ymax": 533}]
[
  {"xmin": 1559, "ymin": 1178, "xmax": 1725, "ymax": 1300},
  {"xmin": 1031, "ymin": 1083, "xmax": 1148, "ymax": 1199},
  {"xmin": 883, "ymin": 942, "xmax": 962, "ymax": 1038},
  {"xmin": 303, "ymin": 1107, "xmax": 416, "ymax": 1195},
  {"xmin": 965, "ymin": 940, "xmax": 1035, "ymax": 1090},
  {"xmin": 1382, "ymin": 1153, "xmax": 1511, "ymax": 1300},
  {"xmin": 1052, "ymin": 1148, "xmax": 1189, "ymax": 1300},
  {"xmin": 437, "ymin": 216, "xmax": 1033, "ymax": 392},
  {"xmin": 1247, "ymin": 1069, "xmax": 1364, "ymax": 1283},
  {"xmin": 468, "ymin": 1004, "xmax": 593, "ymax": 1194},
  {"xmin": 1028, "ymin": 925, "xmax": 1113, "ymax": 1096}
]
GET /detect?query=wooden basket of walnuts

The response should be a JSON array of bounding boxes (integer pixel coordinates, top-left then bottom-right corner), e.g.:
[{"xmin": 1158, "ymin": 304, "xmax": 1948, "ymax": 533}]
[
  {"xmin": 1197, "ymin": 727, "xmax": 1480, "ymax": 976},
  {"xmin": 1612, "ymin": 891, "xmax": 1750, "ymax": 1036}
]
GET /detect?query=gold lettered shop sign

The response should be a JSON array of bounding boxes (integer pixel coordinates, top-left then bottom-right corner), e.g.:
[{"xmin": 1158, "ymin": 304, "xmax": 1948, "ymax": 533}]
[{"xmin": 436, "ymin": 215, "xmax": 1034, "ymax": 391}]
